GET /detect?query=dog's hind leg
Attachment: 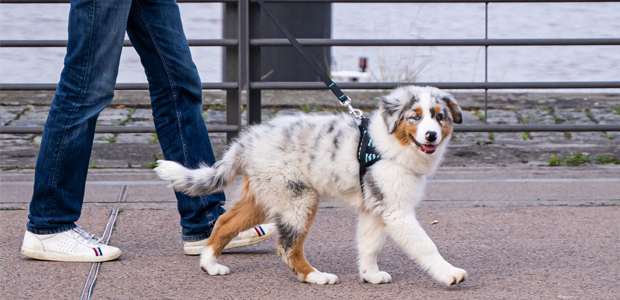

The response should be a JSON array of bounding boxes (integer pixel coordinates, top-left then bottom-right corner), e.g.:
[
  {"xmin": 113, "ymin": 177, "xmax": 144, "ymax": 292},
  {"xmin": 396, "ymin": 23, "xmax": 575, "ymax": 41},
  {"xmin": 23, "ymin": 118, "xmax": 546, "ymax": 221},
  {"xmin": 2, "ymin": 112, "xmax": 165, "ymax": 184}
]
[
  {"xmin": 357, "ymin": 210, "xmax": 392, "ymax": 284},
  {"xmin": 199, "ymin": 176, "xmax": 266, "ymax": 275},
  {"xmin": 382, "ymin": 211, "xmax": 468, "ymax": 286},
  {"xmin": 275, "ymin": 198, "xmax": 339, "ymax": 285}
]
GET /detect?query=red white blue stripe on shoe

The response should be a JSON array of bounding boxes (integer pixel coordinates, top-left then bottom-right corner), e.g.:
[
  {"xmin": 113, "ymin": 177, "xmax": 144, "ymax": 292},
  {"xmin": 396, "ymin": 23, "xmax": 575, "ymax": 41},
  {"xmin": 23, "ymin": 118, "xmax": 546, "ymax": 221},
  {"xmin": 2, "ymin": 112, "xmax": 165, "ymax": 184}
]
[
  {"xmin": 253, "ymin": 226, "xmax": 266, "ymax": 237},
  {"xmin": 93, "ymin": 247, "xmax": 103, "ymax": 256}
]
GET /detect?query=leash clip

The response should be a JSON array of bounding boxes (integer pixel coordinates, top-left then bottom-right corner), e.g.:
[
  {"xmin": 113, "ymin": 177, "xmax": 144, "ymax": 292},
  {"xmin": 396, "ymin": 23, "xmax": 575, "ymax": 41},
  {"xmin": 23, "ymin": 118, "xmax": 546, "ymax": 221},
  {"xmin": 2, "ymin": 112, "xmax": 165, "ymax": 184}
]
[{"xmin": 340, "ymin": 97, "xmax": 363, "ymax": 119}]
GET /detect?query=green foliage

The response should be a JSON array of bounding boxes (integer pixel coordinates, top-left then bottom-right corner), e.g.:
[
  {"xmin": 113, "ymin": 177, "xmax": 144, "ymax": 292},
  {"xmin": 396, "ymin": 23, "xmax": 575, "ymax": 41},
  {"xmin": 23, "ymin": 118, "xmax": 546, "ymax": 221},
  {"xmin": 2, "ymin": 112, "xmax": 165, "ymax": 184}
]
[
  {"xmin": 300, "ymin": 104, "xmax": 312, "ymax": 114},
  {"xmin": 0, "ymin": 207, "xmax": 25, "ymax": 210},
  {"xmin": 316, "ymin": 105, "xmax": 324, "ymax": 111},
  {"xmin": 141, "ymin": 154, "xmax": 160, "ymax": 169},
  {"xmin": 563, "ymin": 132, "xmax": 572, "ymax": 139},
  {"xmin": 613, "ymin": 106, "xmax": 620, "ymax": 115},
  {"xmin": 476, "ymin": 111, "xmax": 485, "ymax": 121},
  {"xmin": 89, "ymin": 162, "xmax": 103, "ymax": 168},
  {"xmin": 601, "ymin": 134, "xmax": 614, "ymax": 140},
  {"xmin": 488, "ymin": 132, "xmax": 495, "ymax": 141},
  {"xmin": 549, "ymin": 154, "xmax": 563, "ymax": 166},
  {"xmin": 521, "ymin": 132, "xmax": 530, "ymax": 140},
  {"xmin": 596, "ymin": 156, "xmax": 620, "ymax": 164},
  {"xmin": 148, "ymin": 133, "xmax": 159, "ymax": 144},
  {"xmin": 104, "ymin": 135, "xmax": 118, "ymax": 143},
  {"xmin": 524, "ymin": 114, "xmax": 534, "ymax": 120},
  {"xmin": 564, "ymin": 153, "xmax": 590, "ymax": 166}
]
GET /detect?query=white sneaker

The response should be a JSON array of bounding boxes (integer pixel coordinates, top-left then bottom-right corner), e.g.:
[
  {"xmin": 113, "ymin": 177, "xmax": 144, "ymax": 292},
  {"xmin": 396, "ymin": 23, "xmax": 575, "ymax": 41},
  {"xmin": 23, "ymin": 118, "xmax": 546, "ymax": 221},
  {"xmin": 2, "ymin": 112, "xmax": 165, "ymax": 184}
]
[
  {"xmin": 184, "ymin": 223, "xmax": 277, "ymax": 255},
  {"xmin": 21, "ymin": 227, "xmax": 122, "ymax": 262}
]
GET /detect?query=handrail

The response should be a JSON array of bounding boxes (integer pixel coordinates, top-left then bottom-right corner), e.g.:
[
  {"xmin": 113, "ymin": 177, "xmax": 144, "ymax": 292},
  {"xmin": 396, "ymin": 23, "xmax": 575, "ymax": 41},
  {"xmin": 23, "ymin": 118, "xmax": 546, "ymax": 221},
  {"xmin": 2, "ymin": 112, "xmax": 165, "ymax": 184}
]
[{"xmin": 1, "ymin": 0, "xmax": 619, "ymax": 134}]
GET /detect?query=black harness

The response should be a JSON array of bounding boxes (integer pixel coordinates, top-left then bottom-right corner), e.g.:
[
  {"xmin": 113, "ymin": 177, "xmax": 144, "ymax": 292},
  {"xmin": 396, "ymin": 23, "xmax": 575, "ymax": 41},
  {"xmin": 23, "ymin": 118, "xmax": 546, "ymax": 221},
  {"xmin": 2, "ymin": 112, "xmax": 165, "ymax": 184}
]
[{"xmin": 357, "ymin": 117, "xmax": 382, "ymax": 186}]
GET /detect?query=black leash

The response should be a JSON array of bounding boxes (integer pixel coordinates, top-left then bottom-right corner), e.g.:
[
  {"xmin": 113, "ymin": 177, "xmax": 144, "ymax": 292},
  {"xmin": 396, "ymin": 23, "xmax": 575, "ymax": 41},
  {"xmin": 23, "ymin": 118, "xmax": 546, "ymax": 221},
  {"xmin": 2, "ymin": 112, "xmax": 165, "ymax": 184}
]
[{"xmin": 255, "ymin": 0, "xmax": 363, "ymax": 118}]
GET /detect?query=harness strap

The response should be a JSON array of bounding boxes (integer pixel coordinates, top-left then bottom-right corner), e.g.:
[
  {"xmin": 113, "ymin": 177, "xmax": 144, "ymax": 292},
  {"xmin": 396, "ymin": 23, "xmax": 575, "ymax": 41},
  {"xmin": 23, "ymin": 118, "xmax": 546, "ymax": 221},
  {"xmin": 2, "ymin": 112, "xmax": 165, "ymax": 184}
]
[
  {"xmin": 255, "ymin": 0, "xmax": 349, "ymax": 104},
  {"xmin": 358, "ymin": 117, "xmax": 382, "ymax": 187}
]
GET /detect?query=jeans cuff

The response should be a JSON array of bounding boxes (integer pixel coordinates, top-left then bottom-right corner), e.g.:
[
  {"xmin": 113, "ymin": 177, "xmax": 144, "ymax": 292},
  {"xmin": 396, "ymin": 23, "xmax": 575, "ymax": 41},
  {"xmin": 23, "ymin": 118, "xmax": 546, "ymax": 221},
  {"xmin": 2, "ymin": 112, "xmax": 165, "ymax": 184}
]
[
  {"xmin": 27, "ymin": 223, "xmax": 77, "ymax": 235},
  {"xmin": 181, "ymin": 230, "xmax": 212, "ymax": 242}
]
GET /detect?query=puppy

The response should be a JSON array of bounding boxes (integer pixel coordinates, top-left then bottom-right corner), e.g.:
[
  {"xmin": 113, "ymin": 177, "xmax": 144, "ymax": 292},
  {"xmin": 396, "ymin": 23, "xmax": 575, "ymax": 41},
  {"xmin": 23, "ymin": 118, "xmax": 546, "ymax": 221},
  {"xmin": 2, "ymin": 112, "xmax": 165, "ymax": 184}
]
[{"xmin": 155, "ymin": 85, "xmax": 467, "ymax": 285}]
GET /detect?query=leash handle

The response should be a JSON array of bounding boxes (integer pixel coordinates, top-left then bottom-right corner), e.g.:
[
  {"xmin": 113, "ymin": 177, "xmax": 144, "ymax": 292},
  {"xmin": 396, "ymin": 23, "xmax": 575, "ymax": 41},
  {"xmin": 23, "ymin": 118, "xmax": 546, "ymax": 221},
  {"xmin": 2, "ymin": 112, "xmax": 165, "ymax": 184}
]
[{"xmin": 255, "ymin": 0, "xmax": 363, "ymax": 118}]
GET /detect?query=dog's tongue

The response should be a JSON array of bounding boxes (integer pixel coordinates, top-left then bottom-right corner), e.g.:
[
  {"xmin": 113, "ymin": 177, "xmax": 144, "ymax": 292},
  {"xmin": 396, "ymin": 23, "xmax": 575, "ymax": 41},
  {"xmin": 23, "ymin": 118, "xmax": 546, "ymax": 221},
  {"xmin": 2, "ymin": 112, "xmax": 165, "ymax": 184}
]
[{"xmin": 421, "ymin": 144, "xmax": 436, "ymax": 153}]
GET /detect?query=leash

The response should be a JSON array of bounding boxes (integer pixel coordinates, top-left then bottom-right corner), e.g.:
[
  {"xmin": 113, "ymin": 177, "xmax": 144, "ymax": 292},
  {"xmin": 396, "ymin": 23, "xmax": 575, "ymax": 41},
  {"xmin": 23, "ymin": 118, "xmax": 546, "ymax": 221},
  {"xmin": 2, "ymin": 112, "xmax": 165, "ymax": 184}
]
[{"xmin": 255, "ymin": 0, "xmax": 363, "ymax": 119}]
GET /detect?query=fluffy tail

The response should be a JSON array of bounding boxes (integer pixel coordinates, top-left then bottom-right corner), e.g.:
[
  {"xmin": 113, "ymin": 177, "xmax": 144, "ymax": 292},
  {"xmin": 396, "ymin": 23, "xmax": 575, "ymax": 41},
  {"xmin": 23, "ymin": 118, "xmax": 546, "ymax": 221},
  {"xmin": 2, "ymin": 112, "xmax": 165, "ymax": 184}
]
[{"xmin": 154, "ymin": 143, "xmax": 246, "ymax": 196}]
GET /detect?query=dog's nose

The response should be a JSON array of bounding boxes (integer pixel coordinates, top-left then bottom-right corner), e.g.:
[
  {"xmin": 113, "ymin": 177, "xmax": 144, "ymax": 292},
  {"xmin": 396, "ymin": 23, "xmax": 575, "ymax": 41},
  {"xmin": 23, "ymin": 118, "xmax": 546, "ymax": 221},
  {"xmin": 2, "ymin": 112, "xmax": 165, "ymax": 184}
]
[{"xmin": 425, "ymin": 131, "xmax": 437, "ymax": 142}]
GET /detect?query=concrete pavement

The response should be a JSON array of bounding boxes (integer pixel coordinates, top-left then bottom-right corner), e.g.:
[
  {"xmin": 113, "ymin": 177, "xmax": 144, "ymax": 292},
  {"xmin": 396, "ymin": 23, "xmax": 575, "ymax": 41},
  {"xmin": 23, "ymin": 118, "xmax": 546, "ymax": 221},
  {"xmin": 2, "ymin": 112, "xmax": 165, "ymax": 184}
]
[{"xmin": 1, "ymin": 166, "xmax": 619, "ymax": 299}]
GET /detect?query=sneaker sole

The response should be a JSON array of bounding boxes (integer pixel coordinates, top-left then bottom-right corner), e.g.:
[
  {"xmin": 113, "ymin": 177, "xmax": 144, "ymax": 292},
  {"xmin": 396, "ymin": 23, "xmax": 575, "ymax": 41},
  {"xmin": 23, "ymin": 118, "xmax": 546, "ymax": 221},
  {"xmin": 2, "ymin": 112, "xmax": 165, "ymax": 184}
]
[
  {"xmin": 21, "ymin": 246, "xmax": 121, "ymax": 263},
  {"xmin": 184, "ymin": 231, "xmax": 275, "ymax": 256}
]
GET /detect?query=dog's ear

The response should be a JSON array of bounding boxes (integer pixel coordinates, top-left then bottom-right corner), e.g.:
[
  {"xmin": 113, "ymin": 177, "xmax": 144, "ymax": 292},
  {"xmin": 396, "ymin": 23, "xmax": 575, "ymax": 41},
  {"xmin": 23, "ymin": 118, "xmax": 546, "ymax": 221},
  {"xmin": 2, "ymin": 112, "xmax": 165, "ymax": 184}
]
[
  {"xmin": 380, "ymin": 96, "xmax": 406, "ymax": 134},
  {"xmin": 442, "ymin": 94, "xmax": 462, "ymax": 124}
]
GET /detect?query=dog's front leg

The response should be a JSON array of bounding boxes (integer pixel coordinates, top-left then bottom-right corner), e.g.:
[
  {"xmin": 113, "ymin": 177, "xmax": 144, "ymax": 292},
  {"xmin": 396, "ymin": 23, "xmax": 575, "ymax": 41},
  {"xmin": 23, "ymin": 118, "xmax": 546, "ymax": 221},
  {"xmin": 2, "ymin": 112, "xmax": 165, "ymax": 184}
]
[
  {"xmin": 382, "ymin": 211, "xmax": 467, "ymax": 286},
  {"xmin": 357, "ymin": 210, "xmax": 392, "ymax": 284}
]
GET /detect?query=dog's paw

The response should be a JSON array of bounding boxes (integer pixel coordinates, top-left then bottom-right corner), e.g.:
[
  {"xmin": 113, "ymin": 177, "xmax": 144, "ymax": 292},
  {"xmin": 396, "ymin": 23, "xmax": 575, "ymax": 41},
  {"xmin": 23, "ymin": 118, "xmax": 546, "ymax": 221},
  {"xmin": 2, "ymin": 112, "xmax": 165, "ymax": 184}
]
[
  {"xmin": 433, "ymin": 266, "xmax": 468, "ymax": 286},
  {"xmin": 304, "ymin": 271, "xmax": 339, "ymax": 285},
  {"xmin": 361, "ymin": 271, "xmax": 392, "ymax": 284},
  {"xmin": 201, "ymin": 263, "xmax": 231, "ymax": 275}
]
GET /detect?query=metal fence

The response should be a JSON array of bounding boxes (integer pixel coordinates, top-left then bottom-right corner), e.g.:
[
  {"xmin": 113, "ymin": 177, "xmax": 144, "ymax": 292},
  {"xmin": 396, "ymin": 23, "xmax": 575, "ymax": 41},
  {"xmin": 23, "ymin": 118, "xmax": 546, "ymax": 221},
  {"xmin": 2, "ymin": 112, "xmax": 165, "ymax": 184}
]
[{"xmin": 1, "ymin": 0, "xmax": 619, "ymax": 139}]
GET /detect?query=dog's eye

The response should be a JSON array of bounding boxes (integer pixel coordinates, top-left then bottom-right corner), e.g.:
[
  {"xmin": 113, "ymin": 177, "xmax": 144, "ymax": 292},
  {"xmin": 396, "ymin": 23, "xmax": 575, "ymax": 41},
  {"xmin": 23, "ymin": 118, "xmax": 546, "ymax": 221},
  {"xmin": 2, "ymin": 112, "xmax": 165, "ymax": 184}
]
[
  {"xmin": 436, "ymin": 114, "xmax": 443, "ymax": 121},
  {"xmin": 413, "ymin": 115, "xmax": 421, "ymax": 121}
]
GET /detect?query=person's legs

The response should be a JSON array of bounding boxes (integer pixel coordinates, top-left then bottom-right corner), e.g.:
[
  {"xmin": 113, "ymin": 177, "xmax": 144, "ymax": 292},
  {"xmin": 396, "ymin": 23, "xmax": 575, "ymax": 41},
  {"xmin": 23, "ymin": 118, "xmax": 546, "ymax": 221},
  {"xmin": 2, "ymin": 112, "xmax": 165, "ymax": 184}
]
[
  {"xmin": 125, "ymin": 0, "xmax": 225, "ymax": 241},
  {"xmin": 27, "ymin": 0, "xmax": 132, "ymax": 234}
]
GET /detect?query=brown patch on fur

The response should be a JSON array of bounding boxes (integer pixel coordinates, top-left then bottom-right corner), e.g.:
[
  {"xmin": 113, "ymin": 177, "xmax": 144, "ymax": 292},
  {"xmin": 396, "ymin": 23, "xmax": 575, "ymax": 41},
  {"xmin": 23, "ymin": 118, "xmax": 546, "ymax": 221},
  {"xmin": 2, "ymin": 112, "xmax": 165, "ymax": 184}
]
[
  {"xmin": 276, "ymin": 202, "xmax": 319, "ymax": 282},
  {"xmin": 205, "ymin": 176, "xmax": 266, "ymax": 257},
  {"xmin": 432, "ymin": 105, "xmax": 441, "ymax": 118},
  {"xmin": 290, "ymin": 202, "xmax": 319, "ymax": 281},
  {"xmin": 394, "ymin": 120, "xmax": 418, "ymax": 147},
  {"xmin": 439, "ymin": 119, "xmax": 453, "ymax": 146}
]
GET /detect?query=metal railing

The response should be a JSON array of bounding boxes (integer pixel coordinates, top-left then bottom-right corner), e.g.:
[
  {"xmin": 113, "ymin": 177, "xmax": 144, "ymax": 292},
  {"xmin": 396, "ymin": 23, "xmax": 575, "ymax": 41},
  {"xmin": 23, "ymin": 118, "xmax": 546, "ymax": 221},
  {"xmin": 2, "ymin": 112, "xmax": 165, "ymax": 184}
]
[{"xmin": 1, "ymin": 0, "xmax": 619, "ymax": 138}]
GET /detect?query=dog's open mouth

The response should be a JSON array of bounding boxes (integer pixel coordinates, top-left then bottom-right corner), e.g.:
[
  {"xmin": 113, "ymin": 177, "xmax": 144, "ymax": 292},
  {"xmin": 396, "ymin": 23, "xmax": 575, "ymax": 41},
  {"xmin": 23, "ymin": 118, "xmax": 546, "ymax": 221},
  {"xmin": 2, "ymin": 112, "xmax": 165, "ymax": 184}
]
[
  {"xmin": 420, "ymin": 144, "xmax": 436, "ymax": 154},
  {"xmin": 410, "ymin": 135, "xmax": 436, "ymax": 154}
]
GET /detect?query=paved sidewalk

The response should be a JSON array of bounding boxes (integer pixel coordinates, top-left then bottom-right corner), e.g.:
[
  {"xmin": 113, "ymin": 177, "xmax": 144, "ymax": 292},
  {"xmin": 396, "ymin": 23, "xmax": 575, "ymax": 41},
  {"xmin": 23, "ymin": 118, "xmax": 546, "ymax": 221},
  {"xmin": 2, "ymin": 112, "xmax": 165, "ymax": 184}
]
[{"xmin": 1, "ymin": 166, "xmax": 619, "ymax": 299}]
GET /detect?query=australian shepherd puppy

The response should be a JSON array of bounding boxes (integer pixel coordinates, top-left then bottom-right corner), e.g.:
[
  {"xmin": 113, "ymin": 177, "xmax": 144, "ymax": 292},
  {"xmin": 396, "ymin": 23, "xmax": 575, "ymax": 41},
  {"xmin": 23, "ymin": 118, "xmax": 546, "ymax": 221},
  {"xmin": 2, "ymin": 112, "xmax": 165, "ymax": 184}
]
[{"xmin": 155, "ymin": 85, "xmax": 467, "ymax": 286}]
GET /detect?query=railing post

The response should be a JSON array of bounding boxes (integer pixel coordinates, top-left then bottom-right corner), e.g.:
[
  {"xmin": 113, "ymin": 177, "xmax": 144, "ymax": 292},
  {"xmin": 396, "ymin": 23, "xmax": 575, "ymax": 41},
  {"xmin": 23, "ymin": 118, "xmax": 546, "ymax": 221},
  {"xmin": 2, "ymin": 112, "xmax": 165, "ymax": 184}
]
[
  {"xmin": 248, "ymin": 0, "xmax": 262, "ymax": 125},
  {"xmin": 484, "ymin": 1, "xmax": 489, "ymax": 124},
  {"xmin": 238, "ymin": 0, "xmax": 250, "ymax": 128},
  {"xmin": 223, "ymin": 2, "xmax": 240, "ymax": 142}
]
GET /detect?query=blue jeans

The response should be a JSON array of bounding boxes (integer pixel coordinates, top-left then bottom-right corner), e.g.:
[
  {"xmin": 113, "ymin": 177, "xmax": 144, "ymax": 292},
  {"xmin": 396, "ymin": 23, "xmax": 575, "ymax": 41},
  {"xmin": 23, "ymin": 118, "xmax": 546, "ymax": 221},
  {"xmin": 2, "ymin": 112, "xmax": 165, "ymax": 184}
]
[{"xmin": 27, "ymin": 0, "xmax": 225, "ymax": 241}]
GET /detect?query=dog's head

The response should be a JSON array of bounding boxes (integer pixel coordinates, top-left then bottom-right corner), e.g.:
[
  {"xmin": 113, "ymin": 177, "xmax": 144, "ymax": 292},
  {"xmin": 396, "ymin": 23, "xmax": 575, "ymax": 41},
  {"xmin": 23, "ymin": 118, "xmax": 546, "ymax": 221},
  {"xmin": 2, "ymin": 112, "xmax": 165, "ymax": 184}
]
[{"xmin": 379, "ymin": 86, "xmax": 462, "ymax": 154}]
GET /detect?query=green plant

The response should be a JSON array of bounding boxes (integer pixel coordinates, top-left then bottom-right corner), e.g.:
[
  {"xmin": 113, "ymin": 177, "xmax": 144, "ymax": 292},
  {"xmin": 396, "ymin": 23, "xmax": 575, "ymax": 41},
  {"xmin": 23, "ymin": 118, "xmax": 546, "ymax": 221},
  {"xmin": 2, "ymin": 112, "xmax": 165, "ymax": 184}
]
[
  {"xmin": 613, "ymin": 106, "xmax": 620, "ymax": 115},
  {"xmin": 488, "ymin": 132, "xmax": 495, "ymax": 141},
  {"xmin": 596, "ymin": 156, "xmax": 620, "ymax": 164},
  {"xmin": 142, "ymin": 154, "xmax": 160, "ymax": 169},
  {"xmin": 210, "ymin": 104, "xmax": 224, "ymax": 111},
  {"xmin": 104, "ymin": 135, "xmax": 118, "ymax": 143},
  {"xmin": 148, "ymin": 133, "xmax": 159, "ymax": 144},
  {"xmin": 525, "ymin": 114, "xmax": 534, "ymax": 120},
  {"xmin": 0, "ymin": 207, "xmax": 25, "ymax": 210},
  {"xmin": 220, "ymin": 139, "xmax": 226, "ymax": 146},
  {"xmin": 476, "ymin": 111, "xmax": 485, "ymax": 121},
  {"xmin": 89, "ymin": 162, "xmax": 103, "ymax": 168},
  {"xmin": 564, "ymin": 153, "xmax": 590, "ymax": 166},
  {"xmin": 316, "ymin": 105, "xmax": 324, "ymax": 111},
  {"xmin": 549, "ymin": 154, "xmax": 564, "ymax": 166},
  {"xmin": 563, "ymin": 132, "xmax": 572, "ymax": 139},
  {"xmin": 521, "ymin": 132, "xmax": 530, "ymax": 140},
  {"xmin": 300, "ymin": 104, "xmax": 312, "ymax": 114},
  {"xmin": 601, "ymin": 134, "xmax": 614, "ymax": 140},
  {"xmin": 554, "ymin": 117, "xmax": 564, "ymax": 124},
  {"xmin": 127, "ymin": 161, "xmax": 133, "ymax": 168}
]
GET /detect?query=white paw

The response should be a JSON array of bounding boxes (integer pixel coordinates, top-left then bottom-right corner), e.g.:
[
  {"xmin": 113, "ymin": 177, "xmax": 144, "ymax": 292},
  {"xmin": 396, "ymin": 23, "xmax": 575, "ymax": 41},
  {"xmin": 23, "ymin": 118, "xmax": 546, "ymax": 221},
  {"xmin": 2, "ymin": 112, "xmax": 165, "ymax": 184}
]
[
  {"xmin": 304, "ymin": 271, "xmax": 339, "ymax": 285},
  {"xmin": 433, "ymin": 266, "xmax": 468, "ymax": 286},
  {"xmin": 361, "ymin": 271, "xmax": 392, "ymax": 284},
  {"xmin": 201, "ymin": 263, "xmax": 231, "ymax": 275},
  {"xmin": 200, "ymin": 245, "xmax": 231, "ymax": 276}
]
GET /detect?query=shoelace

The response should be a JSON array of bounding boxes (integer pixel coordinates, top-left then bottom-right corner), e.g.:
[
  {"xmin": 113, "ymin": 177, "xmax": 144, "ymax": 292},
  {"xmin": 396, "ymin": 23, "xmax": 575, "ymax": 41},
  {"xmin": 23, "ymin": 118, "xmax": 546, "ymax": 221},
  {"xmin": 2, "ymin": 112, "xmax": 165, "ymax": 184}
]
[{"xmin": 70, "ymin": 226, "xmax": 103, "ymax": 246}]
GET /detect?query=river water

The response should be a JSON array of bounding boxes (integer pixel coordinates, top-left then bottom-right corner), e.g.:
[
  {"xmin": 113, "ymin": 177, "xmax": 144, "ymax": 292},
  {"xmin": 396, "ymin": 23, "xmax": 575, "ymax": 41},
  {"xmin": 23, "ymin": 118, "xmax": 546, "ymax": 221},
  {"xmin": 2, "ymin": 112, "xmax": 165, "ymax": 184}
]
[{"xmin": 1, "ymin": 2, "xmax": 619, "ymax": 92}]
